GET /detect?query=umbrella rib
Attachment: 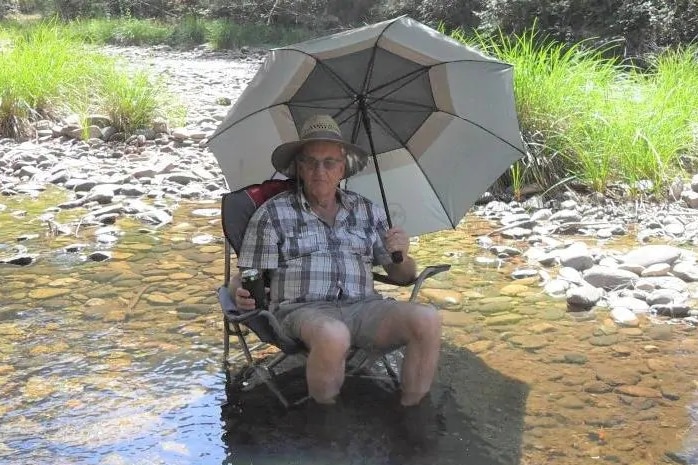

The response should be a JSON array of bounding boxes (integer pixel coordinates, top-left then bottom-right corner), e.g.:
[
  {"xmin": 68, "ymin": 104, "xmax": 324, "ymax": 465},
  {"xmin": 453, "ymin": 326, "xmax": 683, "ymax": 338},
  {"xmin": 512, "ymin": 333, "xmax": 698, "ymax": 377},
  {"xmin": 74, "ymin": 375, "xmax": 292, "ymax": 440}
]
[
  {"xmin": 366, "ymin": 67, "xmax": 429, "ymax": 97},
  {"xmin": 369, "ymin": 97, "xmax": 435, "ymax": 111},
  {"xmin": 288, "ymin": 102, "xmax": 354, "ymax": 111},
  {"xmin": 367, "ymin": 59, "xmax": 512, "ymax": 101},
  {"xmin": 208, "ymin": 103, "xmax": 288, "ymax": 143},
  {"xmin": 282, "ymin": 48, "xmax": 359, "ymax": 98},
  {"xmin": 360, "ymin": 15, "xmax": 403, "ymax": 98},
  {"xmin": 349, "ymin": 106, "xmax": 364, "ymax": 145},
  {"xmin": 365, "ymin": 106, "xmax": 409, "ymax": 147},
  {"xmin": 442, "ymin": 110, "xmax": 526, "ymax": 156},
  {"xmin": 374, "ymin": 139, "xmax": 458, "ymax": 230}
]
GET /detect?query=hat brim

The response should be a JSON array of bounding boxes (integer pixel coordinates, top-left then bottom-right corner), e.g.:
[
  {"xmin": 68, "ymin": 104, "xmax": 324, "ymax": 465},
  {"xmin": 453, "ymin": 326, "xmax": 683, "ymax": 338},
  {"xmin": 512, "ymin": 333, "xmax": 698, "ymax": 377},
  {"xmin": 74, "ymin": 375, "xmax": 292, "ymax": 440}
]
[{"xmin": 271, "ymin": 138, "xmax": 370, "ymax": 179}]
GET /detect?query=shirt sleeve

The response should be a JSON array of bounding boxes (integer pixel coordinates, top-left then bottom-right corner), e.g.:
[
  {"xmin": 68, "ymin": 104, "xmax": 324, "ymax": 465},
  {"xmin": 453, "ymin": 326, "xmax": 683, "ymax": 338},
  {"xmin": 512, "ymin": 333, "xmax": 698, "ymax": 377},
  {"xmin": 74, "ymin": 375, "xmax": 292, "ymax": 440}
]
[
  {"xmin": 371, "ymin": 203, "xmax": 392, "ymax": 267},
  {"xmin": 237, "ymin": 207, "xmax": 280, "ymax": 270}
]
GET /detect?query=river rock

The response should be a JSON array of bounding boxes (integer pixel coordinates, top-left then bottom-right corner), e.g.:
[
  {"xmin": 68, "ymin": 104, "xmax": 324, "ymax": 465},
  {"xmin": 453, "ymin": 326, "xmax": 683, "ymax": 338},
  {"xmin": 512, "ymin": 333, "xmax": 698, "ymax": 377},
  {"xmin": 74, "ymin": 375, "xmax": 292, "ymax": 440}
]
[
  {"xmin": 558, "ymin": 267, "xmax": 584, "ymax": 285},
  {"xmin": 88, "ymin": 251, "xmax": 112, "ymax": 262},
  {"xmin": 549, "ymin": 209, "xmax": 582, "ymax": 223},
  {"xmin": 544, "ymin": 279, "xmax": 570, "ymax": 298},
  {"xmin": 671, "ymin": 262, "xmax": 698, "ymax": 282},
  {"xmin": 608, "ymin": 296, "xmax": 650, "ymax": 313},
  {"xmin": 566, "ymin": 285, "xmax": 602, "ymax": 309},
  {"xmin": 2, "ymin": 254, "xmax": 36, "ymax": 266},
  {"xmin": 646, "ymin": 289, "xmax": 683, "ymax": 306},
  {"xmin": 641, "ymin": 263, "xmax": 671, "ymax": 277},
  {"xmin": 489, "ymin": 245, "xmax": 521, "ymax": 257},
  {"xmin": 29, "ymin": 288, "xmax": 71, "ymax": 299},
  {"xmin": 621, "ymin": 245, "xmax": 682, "ymax": 268},
  {"xmin": 615, "ymin": 386, "xmax": 662, "ymax": 398},
  {"xmin": 583, "ymin": 265, "xmax": 638, "ymax": 290},
  {"xmin": 511, "ymin": 268, "xmax": 539, "ymax": 279},
  {"xmin": 530, "ymin": 209, "xmax": 552, "ymax": 222},
  {"xmin": 420, "ymin": 289, "xmax": 462, "ymax": 305},
  {"xmin": 558, "ymin": 243, "xmax": 594, "ymax": 271},
  {"xmin": 610, "ymin": 307, "xmax": 640, "ymax": 327},
  {"xmin": 652, "ymin": 304, "xmax": 691, "ymax": 318},
  {"xmin": 500, "ymin": 227, "xmax": 531, "ymax": 239},
  {"xmin": 595, "ymin": 367, "xmax": 640, "ymax": 386},
  {"xmin": 635, "ymin": 276, "xmax": 688, "ymax": 292},
  {"xmin": 682, "ymin": 190, "xmax": 698, "ymax": 208}
]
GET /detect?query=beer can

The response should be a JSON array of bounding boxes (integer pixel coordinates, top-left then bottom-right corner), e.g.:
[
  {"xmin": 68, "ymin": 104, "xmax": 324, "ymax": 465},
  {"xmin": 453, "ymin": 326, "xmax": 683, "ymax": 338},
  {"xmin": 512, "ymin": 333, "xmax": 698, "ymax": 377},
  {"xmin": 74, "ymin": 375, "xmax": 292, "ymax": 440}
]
[{"xmin": 241, "ymin": 268, "xmax": 266, "ymax": 309}]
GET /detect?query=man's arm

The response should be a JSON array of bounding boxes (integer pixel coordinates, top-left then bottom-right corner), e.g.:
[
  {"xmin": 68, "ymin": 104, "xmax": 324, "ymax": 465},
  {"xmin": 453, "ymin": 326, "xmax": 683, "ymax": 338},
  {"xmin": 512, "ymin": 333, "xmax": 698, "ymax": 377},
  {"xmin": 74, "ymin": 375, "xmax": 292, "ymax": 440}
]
[
  {"xmin": 233, "ymin": 207, "xmax": 279, "ymax": 310},
  {"xmin": 381, "ymin": 227, "xmax": 417, "ymax": 285}
]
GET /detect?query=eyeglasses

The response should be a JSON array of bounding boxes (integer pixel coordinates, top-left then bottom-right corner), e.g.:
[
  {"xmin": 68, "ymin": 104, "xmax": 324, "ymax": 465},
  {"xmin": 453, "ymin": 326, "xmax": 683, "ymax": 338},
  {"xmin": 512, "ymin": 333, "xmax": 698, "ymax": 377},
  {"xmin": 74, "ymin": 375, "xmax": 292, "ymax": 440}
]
[{"xmin": 297, "ymin": 156, "xmax": 345, "ymax": 171}]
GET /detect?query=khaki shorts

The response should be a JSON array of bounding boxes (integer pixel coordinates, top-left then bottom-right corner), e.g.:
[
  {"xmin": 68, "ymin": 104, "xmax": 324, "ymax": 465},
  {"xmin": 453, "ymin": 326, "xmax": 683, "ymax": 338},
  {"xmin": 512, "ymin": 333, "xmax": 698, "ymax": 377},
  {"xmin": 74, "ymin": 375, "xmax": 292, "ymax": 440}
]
[{"xmin": 276, "ymin": 296, "xmax": 412, "ymax": 350}]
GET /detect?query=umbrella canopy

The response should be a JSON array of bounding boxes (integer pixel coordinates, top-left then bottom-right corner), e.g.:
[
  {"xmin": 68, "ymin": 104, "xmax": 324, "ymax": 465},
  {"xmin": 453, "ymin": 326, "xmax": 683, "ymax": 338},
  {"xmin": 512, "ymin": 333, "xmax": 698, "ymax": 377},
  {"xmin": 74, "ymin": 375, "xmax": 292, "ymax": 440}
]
[{"xmin": 208, "ymin": 16, "xmax": 526, "ymax": 237}]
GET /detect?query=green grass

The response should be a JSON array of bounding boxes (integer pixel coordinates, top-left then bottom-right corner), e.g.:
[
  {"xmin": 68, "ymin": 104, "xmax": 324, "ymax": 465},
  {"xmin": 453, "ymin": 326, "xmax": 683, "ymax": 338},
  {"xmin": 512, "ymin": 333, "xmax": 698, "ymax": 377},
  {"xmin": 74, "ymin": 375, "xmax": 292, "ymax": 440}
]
[
  {"xmin": 6, "ymin": 17, "xmax": 314, "ymax": 48},
  {"xmin": 0, "ymin": 22, "xmax": 183, "ymax": 138},
  {"xmin": 451, "ymin": 27, "xmax": 698, "ymax": 198},
  {"xmin": 208, "ymin": 20, "xmax": 313, "ymax": 49}
]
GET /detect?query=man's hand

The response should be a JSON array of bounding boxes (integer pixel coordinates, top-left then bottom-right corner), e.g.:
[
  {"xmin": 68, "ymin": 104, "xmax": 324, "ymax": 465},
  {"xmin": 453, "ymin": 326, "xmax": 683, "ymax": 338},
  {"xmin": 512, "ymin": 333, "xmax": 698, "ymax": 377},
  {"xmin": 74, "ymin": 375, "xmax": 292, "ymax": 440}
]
[
  {"xmin": 230, "ymin": 272, "xmax": 268, "ymax": 312},
  {"xmin": 384, "ymin": 227, "xmax": 410, "ymax": 256},
  {"xmin": 382, "ymin": 227, "xmax": 417, "ymax": 284},
  {"xmin": 234, "ymin": 287, "xmax": 257, "ymax": 312}
]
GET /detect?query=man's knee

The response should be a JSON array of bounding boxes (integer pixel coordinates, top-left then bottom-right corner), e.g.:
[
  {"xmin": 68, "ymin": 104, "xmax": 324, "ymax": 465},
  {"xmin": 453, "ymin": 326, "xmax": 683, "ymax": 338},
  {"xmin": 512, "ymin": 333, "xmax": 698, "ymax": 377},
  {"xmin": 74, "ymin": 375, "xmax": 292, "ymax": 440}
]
[
  {"xmin": 303, "ymin": 319, "xmax": 351, "ymax": 356},
  {"xmin": 406, "ymin": 304, "xmax": 441, "ymax": 342}
]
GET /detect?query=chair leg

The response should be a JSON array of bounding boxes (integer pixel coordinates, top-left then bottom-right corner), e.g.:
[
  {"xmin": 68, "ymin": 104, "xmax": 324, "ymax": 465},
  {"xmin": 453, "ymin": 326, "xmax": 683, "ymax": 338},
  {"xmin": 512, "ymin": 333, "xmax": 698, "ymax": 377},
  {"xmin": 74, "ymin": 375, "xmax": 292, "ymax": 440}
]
[
  {"xmin": 381, "ymin": 355, "xmax": 400, "ymax": 389},
  {"xmin": 223, "ymin": 319, "xmax": 230, "ymax": 362},
  {"xmin": 234, "ymin": 322, "xmax": 257, "ymax": 366}
]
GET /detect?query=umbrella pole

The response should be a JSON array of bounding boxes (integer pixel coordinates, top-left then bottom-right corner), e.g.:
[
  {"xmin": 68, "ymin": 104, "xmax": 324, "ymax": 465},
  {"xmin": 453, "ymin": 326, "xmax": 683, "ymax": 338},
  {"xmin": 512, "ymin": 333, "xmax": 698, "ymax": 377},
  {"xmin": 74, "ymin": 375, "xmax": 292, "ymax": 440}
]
[{"xmin": 359, "ymin": 100, "xmax": 403, "ymax": 264}]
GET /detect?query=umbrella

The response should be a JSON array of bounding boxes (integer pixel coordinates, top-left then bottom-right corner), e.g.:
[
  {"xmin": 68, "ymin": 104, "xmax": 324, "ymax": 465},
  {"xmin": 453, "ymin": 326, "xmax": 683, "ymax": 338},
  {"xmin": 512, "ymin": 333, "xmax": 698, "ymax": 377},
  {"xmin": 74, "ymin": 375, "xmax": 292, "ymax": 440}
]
[{"xmin": 208, "ymin": 16, "xmax": 525, "ymax": 240}]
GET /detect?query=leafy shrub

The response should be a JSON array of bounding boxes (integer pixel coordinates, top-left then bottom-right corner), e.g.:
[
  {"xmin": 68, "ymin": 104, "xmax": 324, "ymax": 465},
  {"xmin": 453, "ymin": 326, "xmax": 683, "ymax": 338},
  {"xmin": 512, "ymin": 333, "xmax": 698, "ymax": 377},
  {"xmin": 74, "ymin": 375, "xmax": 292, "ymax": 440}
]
[{"xmin": 477, "ymin": 0, "xmax": 698, "ymax": 56}]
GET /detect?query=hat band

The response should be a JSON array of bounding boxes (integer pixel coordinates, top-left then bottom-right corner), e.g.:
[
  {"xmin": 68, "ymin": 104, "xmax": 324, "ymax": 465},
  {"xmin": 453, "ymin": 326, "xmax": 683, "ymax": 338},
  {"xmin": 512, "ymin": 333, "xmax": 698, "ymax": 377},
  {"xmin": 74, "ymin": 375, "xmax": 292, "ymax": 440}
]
[{"xmin": 301, "ymin": 130, "xmax": 345, "ymax": 142}]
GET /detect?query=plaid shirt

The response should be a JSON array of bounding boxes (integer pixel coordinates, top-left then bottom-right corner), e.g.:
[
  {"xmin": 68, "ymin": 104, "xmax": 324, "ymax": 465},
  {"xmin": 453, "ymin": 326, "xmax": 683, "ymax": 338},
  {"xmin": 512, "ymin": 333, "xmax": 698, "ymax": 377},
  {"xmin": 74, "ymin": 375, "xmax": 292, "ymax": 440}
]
[{"xmin": 237, "ymin": 188, "xmax": 391, "ymax": 309}]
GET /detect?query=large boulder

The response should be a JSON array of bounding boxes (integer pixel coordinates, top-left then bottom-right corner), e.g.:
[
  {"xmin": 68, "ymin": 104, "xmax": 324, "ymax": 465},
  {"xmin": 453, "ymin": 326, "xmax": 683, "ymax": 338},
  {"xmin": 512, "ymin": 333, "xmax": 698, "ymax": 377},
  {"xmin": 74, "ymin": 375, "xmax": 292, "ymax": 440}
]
[{"xmin": 621, "ymin": 245, "xmax": 683, "ymax": 268}]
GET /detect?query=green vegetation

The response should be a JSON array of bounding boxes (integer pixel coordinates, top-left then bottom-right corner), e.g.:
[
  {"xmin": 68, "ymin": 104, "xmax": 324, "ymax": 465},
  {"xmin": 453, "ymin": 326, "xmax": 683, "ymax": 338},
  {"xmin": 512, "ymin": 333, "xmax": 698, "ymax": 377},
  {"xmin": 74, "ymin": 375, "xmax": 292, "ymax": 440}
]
[
  {"xmin": 2, "ymin": 16, "xmax": 313, "ymax": 48},
  {"xmin": 452, "ymin": 27, "xmax": 698, "ymax": 197},
  {"xmin": 2, "ymin": 14, "xmax": 697, "ymax": 199},
  {"xmin": 208, "ymin": 20, "xmax": 312, "ymax": 50},
  {"xmin": 0, "ymin": 23, "xmax": 182, "ymax": 138}
]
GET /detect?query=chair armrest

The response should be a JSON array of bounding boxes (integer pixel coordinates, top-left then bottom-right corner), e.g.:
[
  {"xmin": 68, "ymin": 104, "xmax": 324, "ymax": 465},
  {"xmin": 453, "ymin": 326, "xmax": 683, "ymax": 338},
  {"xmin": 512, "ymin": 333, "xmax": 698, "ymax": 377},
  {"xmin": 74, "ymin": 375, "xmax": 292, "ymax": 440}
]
[
  {"xmin": 373, "ymin": 264, "xmax": 451, "ymax": 287},
  {"xmin": 373, "ymin": 264, "xmax": 451, "ymax": 302},
  {"xmin": 218, "ymin": 286, "xmax": 303, "ymax": 353},
  {"xmin": 217, "ymin": 286, "xmax": 263, "ymax": 323}
]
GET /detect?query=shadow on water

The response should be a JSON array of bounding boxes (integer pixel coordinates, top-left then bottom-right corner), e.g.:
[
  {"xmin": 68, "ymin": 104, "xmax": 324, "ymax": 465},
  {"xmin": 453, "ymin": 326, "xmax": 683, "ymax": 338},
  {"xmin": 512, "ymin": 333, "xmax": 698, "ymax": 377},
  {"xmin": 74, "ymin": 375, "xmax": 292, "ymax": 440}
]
[{"xmin": 220, "ymin": 343, "xmax": 529, "ymax": 465}]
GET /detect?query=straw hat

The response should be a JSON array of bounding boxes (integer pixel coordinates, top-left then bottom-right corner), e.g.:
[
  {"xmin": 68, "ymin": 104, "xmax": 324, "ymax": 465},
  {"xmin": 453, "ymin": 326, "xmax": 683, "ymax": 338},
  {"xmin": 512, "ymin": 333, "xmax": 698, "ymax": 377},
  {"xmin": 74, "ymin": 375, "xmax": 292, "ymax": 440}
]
[{"xmin": 271, "ymin": 114, "xmax": 369, "ymax": 179}]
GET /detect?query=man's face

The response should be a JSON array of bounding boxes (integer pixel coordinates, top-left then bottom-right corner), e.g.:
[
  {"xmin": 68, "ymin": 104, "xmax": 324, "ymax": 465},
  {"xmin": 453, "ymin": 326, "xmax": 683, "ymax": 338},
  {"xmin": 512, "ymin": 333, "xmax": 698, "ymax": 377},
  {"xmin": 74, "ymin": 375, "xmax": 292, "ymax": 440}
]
[{"xmin": 297, "ymin": 141, "xmax": 346, "ymax": 200}]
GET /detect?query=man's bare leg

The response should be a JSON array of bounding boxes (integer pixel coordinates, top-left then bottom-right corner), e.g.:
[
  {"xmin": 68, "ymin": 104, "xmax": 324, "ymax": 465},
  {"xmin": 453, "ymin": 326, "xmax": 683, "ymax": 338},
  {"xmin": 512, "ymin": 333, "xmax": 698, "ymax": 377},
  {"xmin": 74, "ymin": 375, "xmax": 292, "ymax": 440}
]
[
  {"xmin": 300, "ymin": 318, "xmax": 351, "ymax": 404},
  {"xmin": 373, "ymin": 303, "xmax": 442, "ymax": 406}
]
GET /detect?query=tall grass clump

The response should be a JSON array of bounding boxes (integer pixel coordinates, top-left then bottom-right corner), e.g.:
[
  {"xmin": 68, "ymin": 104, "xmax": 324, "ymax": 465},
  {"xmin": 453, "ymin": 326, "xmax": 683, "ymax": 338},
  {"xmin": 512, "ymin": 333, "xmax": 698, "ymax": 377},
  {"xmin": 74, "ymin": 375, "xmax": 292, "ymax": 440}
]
[
  {"xmin": 168, "ymin": 15, "xmax": 208, "ymax": 46},
  {"xmin": 0, "ymin": 22, "xmax": 182, "ymax": 138},
  {"xmin": 451, "ymin": 26, "xmax": 698, "ymax": 197},
  {"xmin": 100, "ymin": 68, "xmax": 184, "ymax": 133},
  {"xmin": 0, "ymin": 23, "xmax": 108, "ymax": 137},
  {"xmin": 63, "ymin": 17, "xmax": 170, "ymax": 45},
  {"xmin": 209, "ymin": 20, "xmax": 312, "ymax": 49}
]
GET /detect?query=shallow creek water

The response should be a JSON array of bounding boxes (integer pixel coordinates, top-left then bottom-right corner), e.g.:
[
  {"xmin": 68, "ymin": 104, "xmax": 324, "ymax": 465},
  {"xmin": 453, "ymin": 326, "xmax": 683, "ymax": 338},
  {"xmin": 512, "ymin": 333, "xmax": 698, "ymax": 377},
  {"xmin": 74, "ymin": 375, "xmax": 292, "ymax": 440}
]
[{"xmin": 1, "ymin": 189, "xmax": 697, "ymax": 465}]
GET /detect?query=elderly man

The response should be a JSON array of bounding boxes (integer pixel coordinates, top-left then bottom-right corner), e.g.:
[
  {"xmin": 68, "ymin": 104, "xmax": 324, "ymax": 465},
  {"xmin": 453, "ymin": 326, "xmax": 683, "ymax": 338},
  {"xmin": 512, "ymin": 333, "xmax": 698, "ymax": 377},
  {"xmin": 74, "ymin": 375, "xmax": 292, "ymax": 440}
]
[{"xmin": 230, "ymin": 114, "xmax": 441, "ymax": 412}]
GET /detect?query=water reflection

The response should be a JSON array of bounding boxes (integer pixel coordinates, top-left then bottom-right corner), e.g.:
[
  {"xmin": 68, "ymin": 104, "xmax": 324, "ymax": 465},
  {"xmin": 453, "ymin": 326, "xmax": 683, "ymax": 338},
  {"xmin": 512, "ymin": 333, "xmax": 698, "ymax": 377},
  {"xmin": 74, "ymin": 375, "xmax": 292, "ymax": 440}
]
[
  {"xmin": 1, "ymin": 192, "xmax": 697, "ymax": 465},
  {"xmin": 221, "ymin": 344, "xmax": 529, "ymax": 465}
]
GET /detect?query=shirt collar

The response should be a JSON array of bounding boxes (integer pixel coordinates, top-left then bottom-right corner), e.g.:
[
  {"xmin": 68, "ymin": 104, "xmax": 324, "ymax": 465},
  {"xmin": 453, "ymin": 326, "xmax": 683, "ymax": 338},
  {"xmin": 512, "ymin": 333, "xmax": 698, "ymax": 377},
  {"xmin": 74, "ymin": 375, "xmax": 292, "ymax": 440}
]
[{"xmin": 296, "ymin": 186, "xmax": 354, "ymax": 212}]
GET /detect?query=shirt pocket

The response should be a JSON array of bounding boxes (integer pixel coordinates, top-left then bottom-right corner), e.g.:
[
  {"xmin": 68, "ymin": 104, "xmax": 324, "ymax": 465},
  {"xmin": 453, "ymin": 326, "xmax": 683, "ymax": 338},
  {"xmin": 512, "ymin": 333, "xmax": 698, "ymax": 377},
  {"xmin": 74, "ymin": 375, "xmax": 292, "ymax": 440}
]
[
  {"xmin": 281, "ymin": 225, "xmax": 321, "ymax": 261},
  {"xmin": 345, "ymin": 227, "xmax": 373, "ymax": 258}
]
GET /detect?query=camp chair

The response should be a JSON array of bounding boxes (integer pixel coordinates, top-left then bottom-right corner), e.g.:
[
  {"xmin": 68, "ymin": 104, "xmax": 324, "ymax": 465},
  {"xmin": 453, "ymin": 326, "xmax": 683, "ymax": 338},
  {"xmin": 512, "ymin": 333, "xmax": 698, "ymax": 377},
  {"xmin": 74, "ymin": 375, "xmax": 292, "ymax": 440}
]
[{"xmin": 218, "ymin": 179, "xmax": 451, "ymax": 408}]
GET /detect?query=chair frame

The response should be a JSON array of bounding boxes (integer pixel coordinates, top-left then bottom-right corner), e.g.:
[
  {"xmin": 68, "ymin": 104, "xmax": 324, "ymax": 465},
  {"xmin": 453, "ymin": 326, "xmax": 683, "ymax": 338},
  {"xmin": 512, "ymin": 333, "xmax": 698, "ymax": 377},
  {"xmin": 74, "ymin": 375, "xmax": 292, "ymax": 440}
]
[{"xmin": 219, "ymin": 181, "xmax": 451, "ymax": 408}]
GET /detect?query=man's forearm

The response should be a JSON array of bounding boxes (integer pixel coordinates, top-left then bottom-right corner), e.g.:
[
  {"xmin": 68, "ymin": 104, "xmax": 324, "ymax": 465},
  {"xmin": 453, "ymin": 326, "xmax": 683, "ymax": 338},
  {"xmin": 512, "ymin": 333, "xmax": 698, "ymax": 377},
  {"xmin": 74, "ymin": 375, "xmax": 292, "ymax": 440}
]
[{"xmin": 385, "ymin": 255, "xmax": 417, "ymax": 284}]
